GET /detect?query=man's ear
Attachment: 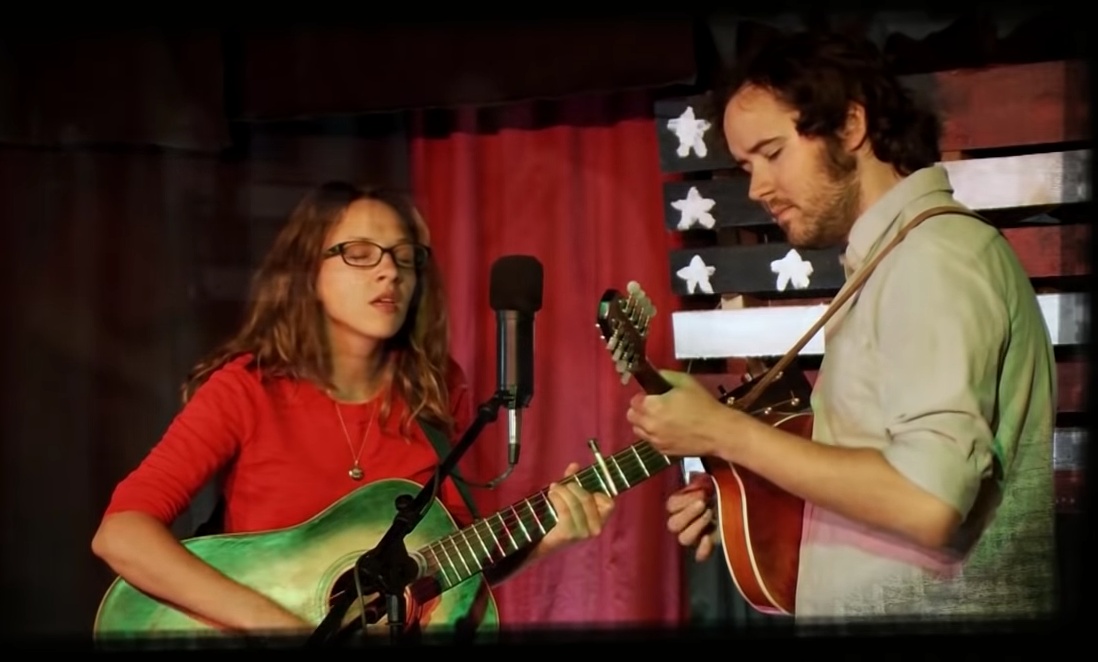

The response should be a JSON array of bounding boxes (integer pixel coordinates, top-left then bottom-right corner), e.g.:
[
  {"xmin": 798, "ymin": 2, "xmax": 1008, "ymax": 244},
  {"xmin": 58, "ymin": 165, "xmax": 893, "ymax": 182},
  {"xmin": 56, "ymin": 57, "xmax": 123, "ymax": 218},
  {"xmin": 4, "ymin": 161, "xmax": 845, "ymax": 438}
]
[{"xmin": 841, "ymin": 102, "xmax": 869, "ymax": 153}]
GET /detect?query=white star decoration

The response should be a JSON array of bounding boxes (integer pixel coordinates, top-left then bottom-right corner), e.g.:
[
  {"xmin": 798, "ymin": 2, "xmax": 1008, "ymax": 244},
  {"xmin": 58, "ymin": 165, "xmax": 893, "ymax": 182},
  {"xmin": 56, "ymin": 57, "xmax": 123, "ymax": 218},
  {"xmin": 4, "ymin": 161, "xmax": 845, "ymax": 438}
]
[
  {"xmin": 671, "ymin": 186, "xmax": 717, "ymax": 230},
  {"xmin": 676, "ymin": 255, "xmax": 716, "ymax": 294},
  {"xmin": 667, "ymin": 106, "xmax": 711, "ymax": 158},
  {"xmin": 770, "ymin": 249, "xmax": 814, "ymax": 291}
]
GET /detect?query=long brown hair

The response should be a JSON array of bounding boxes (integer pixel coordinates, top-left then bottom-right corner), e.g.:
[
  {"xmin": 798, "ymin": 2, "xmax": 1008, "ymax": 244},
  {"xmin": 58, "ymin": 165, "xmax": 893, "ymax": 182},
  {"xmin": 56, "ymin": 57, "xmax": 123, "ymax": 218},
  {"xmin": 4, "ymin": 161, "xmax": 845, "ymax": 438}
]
[{"xmin": 182, "ymin": 181, "xmax": 456, "ymax": 436}]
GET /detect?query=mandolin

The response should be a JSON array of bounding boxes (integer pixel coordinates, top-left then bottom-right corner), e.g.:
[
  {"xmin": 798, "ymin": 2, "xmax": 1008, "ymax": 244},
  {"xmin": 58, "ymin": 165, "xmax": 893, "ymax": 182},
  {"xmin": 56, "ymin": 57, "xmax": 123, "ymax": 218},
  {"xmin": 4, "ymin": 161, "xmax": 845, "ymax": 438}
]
[{"xmin": 596, "ymin": 281, "xmax": 813, "ymax": 615}]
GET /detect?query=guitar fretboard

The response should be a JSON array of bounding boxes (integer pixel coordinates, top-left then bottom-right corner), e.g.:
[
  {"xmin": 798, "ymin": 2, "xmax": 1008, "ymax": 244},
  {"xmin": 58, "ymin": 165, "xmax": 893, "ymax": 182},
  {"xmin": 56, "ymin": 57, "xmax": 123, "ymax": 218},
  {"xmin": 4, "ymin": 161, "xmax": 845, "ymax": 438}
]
[{"xmin": 416, "ymin": 440, "xmax": 672, "ymax": 591}]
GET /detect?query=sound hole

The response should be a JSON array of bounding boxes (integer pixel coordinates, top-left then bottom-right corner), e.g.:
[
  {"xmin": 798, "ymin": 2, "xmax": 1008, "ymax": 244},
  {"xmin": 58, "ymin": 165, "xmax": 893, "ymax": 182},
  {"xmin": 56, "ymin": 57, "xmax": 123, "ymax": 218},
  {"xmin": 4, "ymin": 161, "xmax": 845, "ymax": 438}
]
[
  {"xmin": 326, "ymin": 566, "xmax": 423, "ymax": 641},
  {"xmin": 328, "ymin": 567, "xmax": 381, "ymax": 618}
]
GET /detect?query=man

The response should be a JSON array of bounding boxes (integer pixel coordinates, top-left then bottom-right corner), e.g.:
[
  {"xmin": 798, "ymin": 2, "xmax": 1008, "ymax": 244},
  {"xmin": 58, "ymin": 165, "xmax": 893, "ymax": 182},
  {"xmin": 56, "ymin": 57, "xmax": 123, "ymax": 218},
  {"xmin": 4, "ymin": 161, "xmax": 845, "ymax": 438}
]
[{"xmin": 627, "ymin": 30, "xmax": 1057, "ymax": 626}]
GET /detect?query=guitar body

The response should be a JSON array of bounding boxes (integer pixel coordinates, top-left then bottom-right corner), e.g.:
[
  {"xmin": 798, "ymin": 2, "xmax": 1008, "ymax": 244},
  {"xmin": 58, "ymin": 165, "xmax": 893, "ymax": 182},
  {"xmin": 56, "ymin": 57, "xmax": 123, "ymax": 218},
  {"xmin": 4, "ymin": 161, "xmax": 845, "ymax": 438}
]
[
  {"xmin": 93, "ymin": 478, "xmax": 499, "ymax": 649},
  {"xmin": 704, "ymin": 410, "xmax": 812, "ymax": 616}
]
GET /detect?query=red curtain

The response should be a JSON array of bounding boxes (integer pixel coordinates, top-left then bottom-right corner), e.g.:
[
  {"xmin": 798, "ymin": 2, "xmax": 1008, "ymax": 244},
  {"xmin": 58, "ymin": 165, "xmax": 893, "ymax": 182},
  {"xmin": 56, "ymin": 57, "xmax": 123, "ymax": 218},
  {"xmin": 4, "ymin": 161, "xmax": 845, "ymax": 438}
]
[{"xmin": 409, "ymin": 91, "xmax": 686, "ymax": 630}]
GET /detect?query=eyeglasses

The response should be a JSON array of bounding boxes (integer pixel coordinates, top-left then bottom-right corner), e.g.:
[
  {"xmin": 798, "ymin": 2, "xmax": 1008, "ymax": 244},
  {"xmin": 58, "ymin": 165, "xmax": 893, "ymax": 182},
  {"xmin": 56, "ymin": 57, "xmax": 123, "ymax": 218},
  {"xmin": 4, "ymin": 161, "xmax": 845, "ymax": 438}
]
[{"xmin": 323, "ymin": 240, "xmax": 431, "ymax": 269}]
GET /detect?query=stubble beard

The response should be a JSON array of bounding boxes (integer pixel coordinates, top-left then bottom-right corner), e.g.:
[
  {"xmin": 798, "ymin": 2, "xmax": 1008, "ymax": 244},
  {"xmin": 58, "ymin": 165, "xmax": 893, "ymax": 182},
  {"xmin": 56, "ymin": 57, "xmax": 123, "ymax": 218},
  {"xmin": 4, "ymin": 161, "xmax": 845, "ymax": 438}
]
[{"xmin": 787, "ymin": 139, "xmax": 861, "ymax": 251}]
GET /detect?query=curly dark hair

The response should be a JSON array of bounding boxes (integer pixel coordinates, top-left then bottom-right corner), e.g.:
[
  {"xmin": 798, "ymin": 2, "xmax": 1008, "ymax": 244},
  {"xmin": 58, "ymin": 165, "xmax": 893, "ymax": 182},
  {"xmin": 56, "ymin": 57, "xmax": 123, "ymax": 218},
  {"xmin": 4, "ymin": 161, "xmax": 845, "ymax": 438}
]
[{"xmin": 711, "ymin": 29, "xmax": 942, "ymax": 176}]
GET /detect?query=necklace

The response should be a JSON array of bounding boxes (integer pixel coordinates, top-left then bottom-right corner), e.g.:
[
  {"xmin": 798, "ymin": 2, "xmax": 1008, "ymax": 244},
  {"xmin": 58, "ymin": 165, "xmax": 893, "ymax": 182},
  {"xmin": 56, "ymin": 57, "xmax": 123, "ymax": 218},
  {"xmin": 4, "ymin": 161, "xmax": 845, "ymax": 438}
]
[{"xmin": 334, "ymin": 400, "xmax": 375, "ymax": 481}]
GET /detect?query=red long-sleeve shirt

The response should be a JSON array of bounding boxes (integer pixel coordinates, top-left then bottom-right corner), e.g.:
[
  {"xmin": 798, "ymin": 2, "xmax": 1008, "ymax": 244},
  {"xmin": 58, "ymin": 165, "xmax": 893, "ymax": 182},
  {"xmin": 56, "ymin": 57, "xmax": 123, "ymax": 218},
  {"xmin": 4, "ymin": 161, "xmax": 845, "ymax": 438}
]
[{"xmin": 104, "ymin": 354, "xmax": 477, "ymax": 533}]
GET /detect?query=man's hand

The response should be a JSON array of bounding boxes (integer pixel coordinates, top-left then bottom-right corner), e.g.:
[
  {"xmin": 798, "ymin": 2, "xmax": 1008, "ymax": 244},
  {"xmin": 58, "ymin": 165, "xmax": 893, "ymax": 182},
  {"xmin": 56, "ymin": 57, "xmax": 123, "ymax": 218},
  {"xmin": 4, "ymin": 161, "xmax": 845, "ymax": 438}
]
[
  {"xmin": 627, "ymin": 370, "xmax": 732, "ymax": 459},
  {"xmin": 667, "ymin": 474, "xmax": 719, "ymax": 562}
]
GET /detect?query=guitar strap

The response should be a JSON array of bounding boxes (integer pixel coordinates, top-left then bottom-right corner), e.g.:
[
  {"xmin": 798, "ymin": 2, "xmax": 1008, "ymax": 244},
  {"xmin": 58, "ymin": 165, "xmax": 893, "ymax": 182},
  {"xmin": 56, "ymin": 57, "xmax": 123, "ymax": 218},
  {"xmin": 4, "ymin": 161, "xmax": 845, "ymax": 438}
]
[
  {"xmin": 735, "ymin": 205, "xmax": 989, "ymax": 411},
  {"xmin": 418, "ymin": 419, "xmax": 483, "ymax": 521},
  {"xmin": 193, "ymin": 417, "xmax": 480, "ymax": 537}
]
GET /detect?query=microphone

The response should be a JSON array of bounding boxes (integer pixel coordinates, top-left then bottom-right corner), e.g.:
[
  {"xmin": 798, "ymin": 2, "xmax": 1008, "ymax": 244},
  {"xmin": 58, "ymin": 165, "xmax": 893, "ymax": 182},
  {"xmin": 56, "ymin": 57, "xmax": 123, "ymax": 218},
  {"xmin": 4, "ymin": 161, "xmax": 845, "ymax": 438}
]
[{"xmin": 489, "ymin": 255, "xmax": 543, "ymax": 466}]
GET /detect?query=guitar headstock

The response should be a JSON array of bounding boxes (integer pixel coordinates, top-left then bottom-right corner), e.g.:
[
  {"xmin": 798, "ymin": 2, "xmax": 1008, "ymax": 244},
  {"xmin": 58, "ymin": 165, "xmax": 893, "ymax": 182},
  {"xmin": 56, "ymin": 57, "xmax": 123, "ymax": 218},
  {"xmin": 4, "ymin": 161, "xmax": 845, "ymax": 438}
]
[{"xmin": 596, "ymin": 281, "xmax": 657, "ymax": 386}]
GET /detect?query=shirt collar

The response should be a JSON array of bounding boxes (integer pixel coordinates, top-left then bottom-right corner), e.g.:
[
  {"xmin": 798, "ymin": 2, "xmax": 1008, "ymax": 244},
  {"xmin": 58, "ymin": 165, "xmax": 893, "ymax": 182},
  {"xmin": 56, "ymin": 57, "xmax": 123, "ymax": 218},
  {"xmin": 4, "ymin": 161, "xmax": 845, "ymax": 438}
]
[{"xmin": 841, "ymin": 165, "xmax": 954, "ymax": 277}]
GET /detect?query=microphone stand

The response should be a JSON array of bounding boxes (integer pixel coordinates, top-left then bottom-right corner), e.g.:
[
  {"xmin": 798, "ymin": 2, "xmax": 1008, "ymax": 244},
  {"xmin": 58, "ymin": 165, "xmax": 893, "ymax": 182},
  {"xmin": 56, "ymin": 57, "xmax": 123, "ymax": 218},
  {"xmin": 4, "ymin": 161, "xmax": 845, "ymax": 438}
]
[{"xmin": 305, "ymin": 389, "xmax": 513, "ymax": 648}]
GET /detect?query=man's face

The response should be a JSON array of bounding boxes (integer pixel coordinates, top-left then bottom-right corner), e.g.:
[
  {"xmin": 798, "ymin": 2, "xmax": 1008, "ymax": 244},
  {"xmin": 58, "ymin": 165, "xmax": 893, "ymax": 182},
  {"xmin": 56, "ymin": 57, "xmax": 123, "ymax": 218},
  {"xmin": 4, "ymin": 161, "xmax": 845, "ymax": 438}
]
[{"xmin": 722, "ymin": 84, "xmax": 861, "ymax": 250}]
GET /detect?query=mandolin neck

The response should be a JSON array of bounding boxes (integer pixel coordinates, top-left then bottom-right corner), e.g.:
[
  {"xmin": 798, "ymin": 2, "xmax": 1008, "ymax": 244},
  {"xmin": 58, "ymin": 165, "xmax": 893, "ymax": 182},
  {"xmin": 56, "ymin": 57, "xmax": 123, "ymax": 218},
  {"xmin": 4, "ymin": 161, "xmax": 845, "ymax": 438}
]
[{"xmin": 631, "ymin": 359, "xmax": 673, "ymax": 396}]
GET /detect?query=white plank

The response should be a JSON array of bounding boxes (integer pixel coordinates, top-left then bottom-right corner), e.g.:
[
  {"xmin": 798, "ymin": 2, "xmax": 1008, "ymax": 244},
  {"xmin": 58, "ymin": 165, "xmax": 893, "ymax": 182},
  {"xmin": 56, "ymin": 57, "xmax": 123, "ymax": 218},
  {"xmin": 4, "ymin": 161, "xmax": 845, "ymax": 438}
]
[
  {"xmin": 1038, "ymin": 291, "xmax": 1090, "ymax": 346},
  {"xmin": 672, "ymin": 292, "xmax": 1087, "ymax": 359},
  {"xmin": 1053, "ymin": 427, "xmax": 1087, "ymax": 471},
  {"xmin": 941, "ymin": 149, "xmax": 1090, "ymax": 210},
  {"xmin": 674, "ymin": 302, "xmax": 829, "ymax": 358}
]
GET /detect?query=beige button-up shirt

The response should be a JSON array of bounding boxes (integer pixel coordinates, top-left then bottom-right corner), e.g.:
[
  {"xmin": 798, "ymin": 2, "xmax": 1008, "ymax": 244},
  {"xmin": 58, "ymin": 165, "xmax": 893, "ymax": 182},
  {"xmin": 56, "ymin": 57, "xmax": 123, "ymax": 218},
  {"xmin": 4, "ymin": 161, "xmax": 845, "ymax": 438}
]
[{"xmin": 795, "ymin": 165, "xmax": 1058, "ymax": 624}]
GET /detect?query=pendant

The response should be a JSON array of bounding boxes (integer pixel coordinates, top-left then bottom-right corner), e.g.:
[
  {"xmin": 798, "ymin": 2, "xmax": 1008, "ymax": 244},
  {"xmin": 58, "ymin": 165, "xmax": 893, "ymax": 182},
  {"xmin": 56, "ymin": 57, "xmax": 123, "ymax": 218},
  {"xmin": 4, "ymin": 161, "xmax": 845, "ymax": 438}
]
[{"xmin": 349, "ymin": 465, "xmax": 364, "ymax": 481}]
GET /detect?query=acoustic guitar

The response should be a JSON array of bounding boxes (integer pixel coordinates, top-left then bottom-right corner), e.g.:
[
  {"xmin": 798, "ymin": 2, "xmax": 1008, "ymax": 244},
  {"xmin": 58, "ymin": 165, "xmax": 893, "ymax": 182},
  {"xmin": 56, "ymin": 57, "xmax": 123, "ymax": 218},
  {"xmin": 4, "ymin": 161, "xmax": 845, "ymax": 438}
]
[
  {"xmin": 94, "ymin": 431, "xmax": 675, "ymax": 648},
  {"xmin": 596, "ymin": 281, "xmax": 814, "ymax": 616}
]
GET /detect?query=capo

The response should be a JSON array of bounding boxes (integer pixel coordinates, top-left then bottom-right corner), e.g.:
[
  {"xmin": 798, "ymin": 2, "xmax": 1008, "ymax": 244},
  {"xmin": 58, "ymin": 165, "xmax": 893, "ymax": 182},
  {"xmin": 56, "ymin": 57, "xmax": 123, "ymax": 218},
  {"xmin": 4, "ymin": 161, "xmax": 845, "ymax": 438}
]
[{"xmin": 586, "ymin": 438, "xmax": 618, "ymax": 497}]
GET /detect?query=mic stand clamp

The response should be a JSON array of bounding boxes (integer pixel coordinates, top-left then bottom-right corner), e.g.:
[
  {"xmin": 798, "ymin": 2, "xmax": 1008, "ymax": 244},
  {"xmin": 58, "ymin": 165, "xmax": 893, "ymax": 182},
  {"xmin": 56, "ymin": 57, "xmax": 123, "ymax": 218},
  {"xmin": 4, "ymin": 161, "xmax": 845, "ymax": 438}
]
[{"xmin": 306, "ymin": 389, "xmax": 513, "ymax": 648}]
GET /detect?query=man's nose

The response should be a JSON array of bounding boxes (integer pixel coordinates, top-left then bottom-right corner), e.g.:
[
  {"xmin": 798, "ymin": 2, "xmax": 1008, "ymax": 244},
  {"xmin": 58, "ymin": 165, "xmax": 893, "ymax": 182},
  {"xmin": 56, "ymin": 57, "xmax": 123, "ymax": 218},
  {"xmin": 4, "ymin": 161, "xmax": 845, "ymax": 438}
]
[{"xmin": 747, "ymin": 171, "xmax": 774, "ymax": 202}]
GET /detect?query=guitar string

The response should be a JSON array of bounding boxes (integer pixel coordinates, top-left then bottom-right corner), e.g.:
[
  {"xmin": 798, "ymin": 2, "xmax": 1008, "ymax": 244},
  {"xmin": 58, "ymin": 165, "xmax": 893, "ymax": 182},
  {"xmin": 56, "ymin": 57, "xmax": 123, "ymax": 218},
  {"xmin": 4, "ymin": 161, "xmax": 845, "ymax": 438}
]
[
  {"xmin": 422, "ymin": 449, "xmax": 662, "ymax": 578},
  {"xmin": 418, "ymin": 442, "xmax": 671, "ymax": 587},
  {"xmin": 423, "ymin": 446, "xmax": 668, "ymax": 583},
  {"xmin": 416, "ymin": 290, "xmax": 690, "ymax": 588}
]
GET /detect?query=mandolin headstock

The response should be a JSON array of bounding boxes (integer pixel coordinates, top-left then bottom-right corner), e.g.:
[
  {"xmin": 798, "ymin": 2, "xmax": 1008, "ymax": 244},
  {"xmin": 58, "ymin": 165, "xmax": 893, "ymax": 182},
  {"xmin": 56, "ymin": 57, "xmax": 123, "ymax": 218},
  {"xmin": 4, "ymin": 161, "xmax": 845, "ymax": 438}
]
[{"xmin": 595, "ymin": 281, "xmax": 668, "ymax": 394}]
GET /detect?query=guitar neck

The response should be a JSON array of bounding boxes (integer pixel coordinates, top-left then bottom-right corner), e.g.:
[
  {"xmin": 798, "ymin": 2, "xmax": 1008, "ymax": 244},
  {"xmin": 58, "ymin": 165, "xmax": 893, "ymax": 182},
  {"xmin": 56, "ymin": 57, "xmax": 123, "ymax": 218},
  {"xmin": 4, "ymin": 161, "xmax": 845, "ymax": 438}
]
[{"xmin": 415, "ymin": 437, "xmax": 673, "ymax": 591}]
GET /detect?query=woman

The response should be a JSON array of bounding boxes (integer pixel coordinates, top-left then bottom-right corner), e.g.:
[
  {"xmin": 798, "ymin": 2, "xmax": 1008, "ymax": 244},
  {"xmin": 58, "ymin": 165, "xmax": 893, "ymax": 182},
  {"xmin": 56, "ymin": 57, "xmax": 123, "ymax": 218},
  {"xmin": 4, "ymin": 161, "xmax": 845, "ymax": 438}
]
[{"xmin": 91, "ymin": 181, "xmax": 613, "ymax": 638}]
